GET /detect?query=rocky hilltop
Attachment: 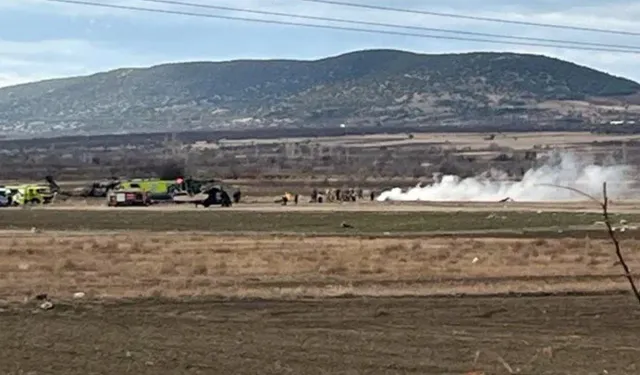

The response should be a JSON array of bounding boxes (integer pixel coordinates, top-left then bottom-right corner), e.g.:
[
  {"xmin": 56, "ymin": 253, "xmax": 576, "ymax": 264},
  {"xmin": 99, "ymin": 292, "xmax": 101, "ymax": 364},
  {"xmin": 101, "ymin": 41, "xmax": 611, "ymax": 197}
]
[{"xmin": 1, "ymin": 49, "xmax": 639, "ymax": 137}]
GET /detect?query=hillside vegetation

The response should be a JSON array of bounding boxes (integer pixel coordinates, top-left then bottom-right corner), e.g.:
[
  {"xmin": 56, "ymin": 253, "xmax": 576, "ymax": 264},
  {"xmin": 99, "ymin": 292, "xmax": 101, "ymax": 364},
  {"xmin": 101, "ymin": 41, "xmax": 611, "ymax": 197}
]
[{"xmin": 1, "ymin": 49, "xmax": 639, "ymax": 136}]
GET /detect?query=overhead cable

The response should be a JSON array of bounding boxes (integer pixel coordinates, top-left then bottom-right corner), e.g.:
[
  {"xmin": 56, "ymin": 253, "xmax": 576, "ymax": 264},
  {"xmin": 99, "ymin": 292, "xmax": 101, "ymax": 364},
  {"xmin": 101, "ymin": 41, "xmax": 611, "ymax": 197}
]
[
  {"xmin": 44, "ymin": 0, "xmax": 640, "ymax": 54},
  {"xmin": 302, "ymin": 0, "xmax": 640, "ymax": 37}
]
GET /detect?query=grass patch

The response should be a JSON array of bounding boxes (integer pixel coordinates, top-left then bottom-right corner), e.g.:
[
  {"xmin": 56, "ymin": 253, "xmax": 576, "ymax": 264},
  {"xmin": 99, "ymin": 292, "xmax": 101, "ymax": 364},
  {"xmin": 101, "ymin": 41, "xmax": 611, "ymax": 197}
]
[{"xmin": 0, "ymin": 209, "xmax": 636, "ymax": 234}]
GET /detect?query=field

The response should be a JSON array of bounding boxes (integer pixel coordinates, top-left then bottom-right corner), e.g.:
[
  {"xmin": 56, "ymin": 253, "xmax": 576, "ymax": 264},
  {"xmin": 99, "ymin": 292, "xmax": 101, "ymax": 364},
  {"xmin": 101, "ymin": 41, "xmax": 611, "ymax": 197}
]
[
  {"xmin": 3, "ymin": 129, "xmax": 640, "ymax": 182},
  {"xmin": 3, "ymin": 204, "xmax": 640, "ymax": 237},
  {"xmin": 3, "ymin": 129, "xmax": 640, "ymax": 373},
  {"xmin": 2, "ymin": 205, "xmax": 640, "ymax": 373},
  {"xmin": 2, "ymin": 295, "xmax": 639, "ymax": 374},
  {"xmin": 2, "ymin": 228, "xmax": 640, "ymax": 299}
]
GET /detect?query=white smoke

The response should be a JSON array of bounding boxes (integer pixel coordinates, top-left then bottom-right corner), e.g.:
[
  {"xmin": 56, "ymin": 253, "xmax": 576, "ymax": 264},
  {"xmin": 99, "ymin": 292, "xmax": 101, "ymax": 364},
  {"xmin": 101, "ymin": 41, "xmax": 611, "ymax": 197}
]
[{"xmin": 377, "ymin": 151, "xmax": 637, "ymax": 202}]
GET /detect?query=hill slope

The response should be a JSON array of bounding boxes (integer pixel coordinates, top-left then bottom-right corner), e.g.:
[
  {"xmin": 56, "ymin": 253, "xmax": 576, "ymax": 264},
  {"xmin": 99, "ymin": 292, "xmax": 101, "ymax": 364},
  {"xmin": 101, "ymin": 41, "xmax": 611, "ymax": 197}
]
[{"xmin": 1, "ymin": 49, "xmax": 639, "ymax": 136}]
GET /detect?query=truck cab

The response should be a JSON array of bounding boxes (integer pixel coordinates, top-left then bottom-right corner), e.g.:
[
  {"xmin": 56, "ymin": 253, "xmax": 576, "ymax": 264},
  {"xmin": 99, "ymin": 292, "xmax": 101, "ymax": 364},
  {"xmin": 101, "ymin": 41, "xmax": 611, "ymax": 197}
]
[{"xmin": 11, "ymin": 184, "xmax": 55, "ymax": 205}]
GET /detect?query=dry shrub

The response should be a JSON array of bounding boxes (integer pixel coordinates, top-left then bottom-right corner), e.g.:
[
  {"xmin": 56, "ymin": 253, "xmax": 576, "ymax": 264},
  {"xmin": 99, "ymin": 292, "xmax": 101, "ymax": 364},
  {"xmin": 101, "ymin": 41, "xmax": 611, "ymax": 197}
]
[
  {"xmin": 532, "ymin": 238, "xmax": 548, "ymax": 247},
  {"xmin": 381, "ymin": 243, "xmax": 407, "ymax": 255},
  {"xmin": 159, "ymin": 260, "xmax": 179, "ymax": 276},
  {"xmin": 564, "ymin": 238, "xmax": 584, "ymax": 249},
  {"xmin": 191, "ymin": 262, "xmax": 208, "ymax": 276},
  {"xmin": 509, "ymin": 241, "xmax": 525, "ymax": 253},
  {"xmin": 213, "ymin": 260, "xmax": 228, "ymax": 275},
  {"xmin": 54, "ymin": 258, "xmax": 81, "ymax": 275}
]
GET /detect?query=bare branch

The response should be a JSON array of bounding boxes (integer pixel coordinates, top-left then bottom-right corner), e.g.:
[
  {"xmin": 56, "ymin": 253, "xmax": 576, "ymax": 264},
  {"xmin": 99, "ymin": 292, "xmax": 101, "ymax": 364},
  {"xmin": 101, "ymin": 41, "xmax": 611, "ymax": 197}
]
[
  {"xmin": 600, "ymin": 183, "xmax": 640, "ymax": 304},
  {"xmin": 539, "ymin": 182, "xmax": 640, "ymax": 304},
  {"xmin": 535, "ymin": 183, "xmax": 603, "ymax": 208}
]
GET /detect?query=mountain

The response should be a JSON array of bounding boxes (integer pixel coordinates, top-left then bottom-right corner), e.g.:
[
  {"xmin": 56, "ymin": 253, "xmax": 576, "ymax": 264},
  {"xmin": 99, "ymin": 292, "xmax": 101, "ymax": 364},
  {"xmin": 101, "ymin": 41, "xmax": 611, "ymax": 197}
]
[{"xmin": 1, "ymin": 49, "xmax": 639, "ymax": 137}]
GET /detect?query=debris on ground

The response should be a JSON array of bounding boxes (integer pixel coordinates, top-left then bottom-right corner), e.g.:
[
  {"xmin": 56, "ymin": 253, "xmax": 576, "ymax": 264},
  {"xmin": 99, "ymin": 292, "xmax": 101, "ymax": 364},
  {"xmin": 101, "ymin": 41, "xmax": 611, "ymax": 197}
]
[
  {"xmin": 39, "ymin": 301, "xmax": 54, "ymax": 310},
  {"xmin": 485, "ymin": 213, "xmax": 507, "ymax": 220},
  {"xmin": 32, "ymin": 293, "xmax": 54, "ymax": 310},
  {"xmin": 73, "ymin": 292, "xmax": 86, "ymax": 299}
]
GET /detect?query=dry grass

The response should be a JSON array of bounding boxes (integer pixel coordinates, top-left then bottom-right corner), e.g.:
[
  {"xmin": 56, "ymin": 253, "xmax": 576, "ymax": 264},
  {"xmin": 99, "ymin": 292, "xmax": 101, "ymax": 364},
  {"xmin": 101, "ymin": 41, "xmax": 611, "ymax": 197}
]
[{"xmin": 0, "ymin": 232, "xmax": 636, "ymax": 301}]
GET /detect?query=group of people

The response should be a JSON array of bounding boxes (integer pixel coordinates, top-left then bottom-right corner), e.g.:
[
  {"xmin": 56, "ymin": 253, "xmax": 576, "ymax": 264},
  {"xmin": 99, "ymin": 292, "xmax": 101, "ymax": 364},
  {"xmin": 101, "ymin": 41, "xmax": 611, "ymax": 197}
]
[
  {"xmin": 277, "ymin": 187, "xmax": 378, "ymax": 205},
  {"xmin": 310, "ymin": 187, "xmax": 375, "ymax": 203}
]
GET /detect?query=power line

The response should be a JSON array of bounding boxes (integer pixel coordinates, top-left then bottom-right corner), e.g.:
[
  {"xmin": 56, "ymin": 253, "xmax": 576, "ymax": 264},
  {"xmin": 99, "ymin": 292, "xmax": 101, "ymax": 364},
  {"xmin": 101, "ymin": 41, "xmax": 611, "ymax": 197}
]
[
  {"xmin": 137, "ymin": 0, "xmax": 640, "ymax": 51},
  {"xmin": 44, "ymin": 0, "xmax": 640, "ymax": 54},
  {"xmin": 302, "ymin": 0, "xmax": 640, "ymax": 37}
]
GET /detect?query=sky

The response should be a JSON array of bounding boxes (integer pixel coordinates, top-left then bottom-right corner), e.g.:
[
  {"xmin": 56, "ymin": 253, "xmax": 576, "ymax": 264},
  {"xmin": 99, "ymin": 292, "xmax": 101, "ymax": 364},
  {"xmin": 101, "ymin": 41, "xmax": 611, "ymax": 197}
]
[{"xmin": 1, "ymin": 0, "xmax": 640, "ymax": 88}]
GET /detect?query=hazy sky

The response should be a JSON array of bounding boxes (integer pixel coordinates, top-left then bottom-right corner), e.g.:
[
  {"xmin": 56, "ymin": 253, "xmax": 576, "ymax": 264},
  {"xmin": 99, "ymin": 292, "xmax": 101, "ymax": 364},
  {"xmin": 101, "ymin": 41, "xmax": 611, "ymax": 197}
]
[{"xmin": 1, "ymin": 0, "xmax": 640, "ymax": 87}]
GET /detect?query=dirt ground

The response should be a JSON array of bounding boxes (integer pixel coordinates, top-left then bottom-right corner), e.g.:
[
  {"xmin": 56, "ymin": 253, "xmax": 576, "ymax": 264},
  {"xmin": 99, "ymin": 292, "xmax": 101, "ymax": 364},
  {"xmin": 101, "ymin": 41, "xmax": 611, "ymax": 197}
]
[{"xmin": 1, "ymin": 294, "xmax": 639, "ymax": 374}]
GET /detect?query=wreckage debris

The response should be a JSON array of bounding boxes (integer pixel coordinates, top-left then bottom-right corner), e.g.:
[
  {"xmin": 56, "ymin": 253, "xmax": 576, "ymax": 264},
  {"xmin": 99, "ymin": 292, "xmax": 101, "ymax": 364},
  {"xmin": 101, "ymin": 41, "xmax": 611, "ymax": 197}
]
[{"xmin": 39, "ymin": 301, "xmax": 54, "ymax": 310}]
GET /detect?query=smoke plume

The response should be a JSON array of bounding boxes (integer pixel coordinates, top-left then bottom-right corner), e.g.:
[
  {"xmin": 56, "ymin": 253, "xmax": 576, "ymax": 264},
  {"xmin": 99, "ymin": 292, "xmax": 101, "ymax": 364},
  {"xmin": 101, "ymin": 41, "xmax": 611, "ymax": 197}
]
[{"xmin": 377, "ymin": 151, "xmax": 636, "ymax": 202}]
